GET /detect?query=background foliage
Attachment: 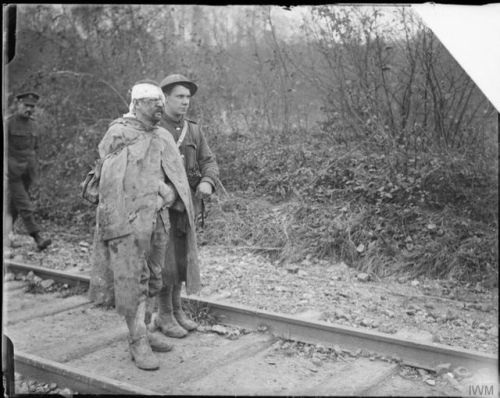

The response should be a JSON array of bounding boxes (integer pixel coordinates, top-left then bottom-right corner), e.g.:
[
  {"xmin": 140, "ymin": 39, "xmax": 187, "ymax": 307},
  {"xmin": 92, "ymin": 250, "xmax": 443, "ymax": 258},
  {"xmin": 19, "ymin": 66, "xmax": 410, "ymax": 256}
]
[{"xmin": 6, "ymin": 5, "xmax": 498, "ymax": 285}]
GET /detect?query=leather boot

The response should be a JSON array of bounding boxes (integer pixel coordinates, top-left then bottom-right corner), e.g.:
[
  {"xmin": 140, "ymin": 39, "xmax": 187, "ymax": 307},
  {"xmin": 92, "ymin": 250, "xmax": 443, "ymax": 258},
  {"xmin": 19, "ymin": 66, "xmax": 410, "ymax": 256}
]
[
  {"xmin": 156, "ymin": 285, "xmax": 188, "ymax": 338},
  {"xmin": 126, "ymin": 301, "xmax": 159, "ymax": 370},
  {"xmin": 30, "ymin": 232, "xmax": 52, "ymax": 251},
  {"xmin": 148, "ymin": 331, "xmax": 174, "ymax": 352},
  {"xmin": 129, "ymin": 335, "xmax": 160, "ymax": 370},
  {"xmin": 173, "ymin": 283, "xmax": 198, "ymax": 331}
]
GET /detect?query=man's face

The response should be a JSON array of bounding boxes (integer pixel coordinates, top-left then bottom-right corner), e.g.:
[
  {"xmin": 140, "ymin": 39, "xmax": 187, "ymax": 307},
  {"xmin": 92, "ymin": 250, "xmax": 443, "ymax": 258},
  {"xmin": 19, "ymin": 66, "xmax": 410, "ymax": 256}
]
[
  {"xmin": 17, "ymin": 102, "xmax": 35, "ymax": 119},
  {"xmin": 135, "ymin": 97, "xmax": 164, "ymax": 124},
  {"xmin": 164, "ymin": 85, "xmax": 191, "ymax": 118}
]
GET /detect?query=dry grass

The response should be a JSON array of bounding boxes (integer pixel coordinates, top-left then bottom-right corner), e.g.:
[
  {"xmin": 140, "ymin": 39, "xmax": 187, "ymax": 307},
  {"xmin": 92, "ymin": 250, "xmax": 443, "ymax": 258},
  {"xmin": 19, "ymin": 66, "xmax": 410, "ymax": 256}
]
[{"xmin": 198, "ymin": 144, "xmax": 498, "ymax": 281}]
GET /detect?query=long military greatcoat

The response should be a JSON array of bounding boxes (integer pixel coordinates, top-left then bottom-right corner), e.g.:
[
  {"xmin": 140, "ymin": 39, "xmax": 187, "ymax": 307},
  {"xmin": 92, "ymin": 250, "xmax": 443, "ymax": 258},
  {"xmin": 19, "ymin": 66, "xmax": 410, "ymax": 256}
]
[{"xmin": 89, "ymin": 117, "xmax": 200, "ymax": 316}]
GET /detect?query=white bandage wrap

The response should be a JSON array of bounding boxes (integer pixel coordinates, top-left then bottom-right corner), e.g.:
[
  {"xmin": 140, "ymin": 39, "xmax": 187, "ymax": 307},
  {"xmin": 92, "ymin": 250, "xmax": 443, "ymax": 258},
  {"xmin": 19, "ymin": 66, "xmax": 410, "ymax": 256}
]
[
  {"xmin": 131, "ymin": 83, "xmax": 163, "ymax": 100},
  {"xmin": 123, "ymin": 83, "xmax": 166, "ymax": 117}
]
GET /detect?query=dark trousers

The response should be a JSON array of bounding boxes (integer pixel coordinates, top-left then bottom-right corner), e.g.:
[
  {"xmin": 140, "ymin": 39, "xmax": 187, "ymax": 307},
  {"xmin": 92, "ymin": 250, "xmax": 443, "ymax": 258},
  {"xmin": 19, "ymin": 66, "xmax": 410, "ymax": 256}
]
[
  {"xmin": 167, "ymin": 210, "xmax": 188, "ymax": 283},
  {"xmin": 2, "ymin": 334, "xmax": 15, "ymax": 396},
  {"xmin": 8, "ymin": 174, "xmax": 40, "ymax": 235}
]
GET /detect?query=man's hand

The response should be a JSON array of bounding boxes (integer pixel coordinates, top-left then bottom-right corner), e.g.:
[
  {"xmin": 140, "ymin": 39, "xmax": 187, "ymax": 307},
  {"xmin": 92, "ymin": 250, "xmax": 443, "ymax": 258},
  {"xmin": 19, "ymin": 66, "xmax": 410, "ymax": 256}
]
[
  {"xmin": 159, "ymin": 181, "xmax": 177, "ymax": 208},
  {"xmin": 196, "ymin": 181, "xmax": 213, "ymax": 199},
  {"xmin": 171, "ymin": 199, "xmax": 185, "ymax": 212}
]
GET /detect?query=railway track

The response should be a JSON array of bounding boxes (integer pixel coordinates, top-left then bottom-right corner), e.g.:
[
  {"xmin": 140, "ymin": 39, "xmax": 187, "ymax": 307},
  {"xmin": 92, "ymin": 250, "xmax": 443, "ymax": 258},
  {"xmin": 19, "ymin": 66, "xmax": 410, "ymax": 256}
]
[{"xmin": 3, "ymin": 260, "xmax": 498, "ymax": 395}]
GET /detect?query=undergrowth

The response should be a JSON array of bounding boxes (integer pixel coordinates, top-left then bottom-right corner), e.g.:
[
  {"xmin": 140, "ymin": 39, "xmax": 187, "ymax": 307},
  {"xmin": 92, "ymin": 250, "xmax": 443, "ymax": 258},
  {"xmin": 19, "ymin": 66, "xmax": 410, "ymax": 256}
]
[
  {"xmin": 202, "ymin": 127, "xmax": 498, "ymax": 285},
  {"xmin": 34, "ymin": 123, "xmax": 498, "ymax": 286}
]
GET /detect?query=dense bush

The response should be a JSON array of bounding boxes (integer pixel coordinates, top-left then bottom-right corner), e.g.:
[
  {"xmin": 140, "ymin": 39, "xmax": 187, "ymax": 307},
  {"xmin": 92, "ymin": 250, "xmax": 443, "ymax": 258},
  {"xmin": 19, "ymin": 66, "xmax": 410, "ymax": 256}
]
[{"xmin": 205, "ymin": 126, "xmax": 498, "ymax": 284}]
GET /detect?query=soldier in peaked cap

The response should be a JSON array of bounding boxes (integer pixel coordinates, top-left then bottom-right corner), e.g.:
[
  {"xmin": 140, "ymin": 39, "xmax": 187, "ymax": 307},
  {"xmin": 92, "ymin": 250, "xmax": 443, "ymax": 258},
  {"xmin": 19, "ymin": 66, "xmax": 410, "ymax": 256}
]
[
  {"xmin": 151, "ymin": 74, "xmax": 220, "ymax": 339},
  {"xmin": 6, "ymin": 91, "xmax": 52, "ymax": 250},
  {"xmin": 17, "ymin": 91, "xmax": 40, "ymax": 105}
]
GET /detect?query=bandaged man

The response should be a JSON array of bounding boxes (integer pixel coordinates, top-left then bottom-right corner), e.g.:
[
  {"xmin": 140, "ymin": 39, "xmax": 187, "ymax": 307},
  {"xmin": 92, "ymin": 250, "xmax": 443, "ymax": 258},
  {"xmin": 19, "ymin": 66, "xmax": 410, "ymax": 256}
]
[{"xmin": 89, "ymin": 80, "xmax": 200, "ymax": 371}]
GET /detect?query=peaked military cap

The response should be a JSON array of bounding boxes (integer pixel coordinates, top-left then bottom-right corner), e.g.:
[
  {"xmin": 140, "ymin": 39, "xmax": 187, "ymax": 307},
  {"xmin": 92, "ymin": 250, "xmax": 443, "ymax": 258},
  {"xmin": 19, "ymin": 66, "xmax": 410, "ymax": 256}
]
[
  {"xmin": 16, "ymin": 92, "xmax": 40, "ymax": 105},
  {"xmin": 160, "ymin": 74, "xmax": 198, "ymax": 96}
]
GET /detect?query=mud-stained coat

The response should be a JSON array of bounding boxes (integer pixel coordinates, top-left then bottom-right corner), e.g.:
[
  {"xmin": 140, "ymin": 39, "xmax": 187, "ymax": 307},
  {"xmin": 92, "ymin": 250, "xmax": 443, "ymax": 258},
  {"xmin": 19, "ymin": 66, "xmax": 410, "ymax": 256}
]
[{"xmin": 89, "ymin": 117, "xmax": 200, "ymax": 317}]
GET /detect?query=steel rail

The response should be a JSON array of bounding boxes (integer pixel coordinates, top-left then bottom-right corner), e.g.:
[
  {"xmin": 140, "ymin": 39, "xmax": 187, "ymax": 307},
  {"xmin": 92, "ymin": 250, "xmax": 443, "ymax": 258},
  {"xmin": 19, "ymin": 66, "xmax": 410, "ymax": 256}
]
[
  {"xmin": 192, "ymin": 297, "xmax": 497, "ymax": 371},
  {"xmin": 14, "ymin": 351, "xmax": 158, "ymax": 395},
  {"xmin": 5, "ymin": 261, "xmax": 89, "ymax": 286},
  {"xmin": 5, "ymin": 260, "xmax": 498, "ymax": 372}
]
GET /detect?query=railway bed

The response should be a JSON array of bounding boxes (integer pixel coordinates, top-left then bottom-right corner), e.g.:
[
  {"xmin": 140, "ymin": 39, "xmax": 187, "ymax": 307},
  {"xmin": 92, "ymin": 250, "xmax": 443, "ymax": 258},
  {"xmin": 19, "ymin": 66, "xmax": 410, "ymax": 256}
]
[{"xmin": 3, "ymin": 260, "xmax": 498, "ymax": 395}]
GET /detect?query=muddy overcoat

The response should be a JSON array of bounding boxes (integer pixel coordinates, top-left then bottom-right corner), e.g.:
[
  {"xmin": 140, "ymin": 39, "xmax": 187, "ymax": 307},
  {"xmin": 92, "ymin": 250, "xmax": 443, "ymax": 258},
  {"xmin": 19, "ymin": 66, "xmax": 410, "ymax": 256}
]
[{"xmin": 89, "ymin": 117, "xmax": 200, "ymax": 316}]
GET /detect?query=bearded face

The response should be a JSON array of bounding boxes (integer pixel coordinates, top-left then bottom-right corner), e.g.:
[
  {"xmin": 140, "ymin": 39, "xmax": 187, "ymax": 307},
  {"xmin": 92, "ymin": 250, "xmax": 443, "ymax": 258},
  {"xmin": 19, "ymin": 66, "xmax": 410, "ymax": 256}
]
[{"xmin": 135, "ymin": 98, "xmax": 164, "ymax": 124}]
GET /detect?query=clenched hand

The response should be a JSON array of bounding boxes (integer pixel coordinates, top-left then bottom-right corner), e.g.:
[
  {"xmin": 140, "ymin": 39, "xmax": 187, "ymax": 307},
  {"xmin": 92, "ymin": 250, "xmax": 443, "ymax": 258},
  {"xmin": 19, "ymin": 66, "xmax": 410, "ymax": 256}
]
[
  {"xmin": 158, "ymin": 181, "xmax": 177, "ymax": 209},
  {"xmin": 196, "ymin": 181, "xmax": 213, "ymax": 199}
]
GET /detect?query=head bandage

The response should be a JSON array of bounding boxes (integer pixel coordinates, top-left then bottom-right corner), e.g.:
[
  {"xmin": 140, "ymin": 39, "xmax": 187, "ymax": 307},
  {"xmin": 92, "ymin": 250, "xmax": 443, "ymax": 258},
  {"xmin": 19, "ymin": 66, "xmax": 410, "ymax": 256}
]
[
  {"xmin": 123, "ymin": 82, "xmax": 166, "ymax": 117},
  {"xmin": 131, "ymin": 83, "xmax": 163, "ymax": 100}
]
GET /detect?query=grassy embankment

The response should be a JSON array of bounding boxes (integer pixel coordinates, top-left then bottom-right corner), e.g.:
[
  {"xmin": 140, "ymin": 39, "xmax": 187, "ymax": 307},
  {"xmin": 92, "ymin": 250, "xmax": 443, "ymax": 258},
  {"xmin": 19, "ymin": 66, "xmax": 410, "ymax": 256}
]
[{"xmin": 36, "ymin": 124, "xmax": 498, "ymax": 286}]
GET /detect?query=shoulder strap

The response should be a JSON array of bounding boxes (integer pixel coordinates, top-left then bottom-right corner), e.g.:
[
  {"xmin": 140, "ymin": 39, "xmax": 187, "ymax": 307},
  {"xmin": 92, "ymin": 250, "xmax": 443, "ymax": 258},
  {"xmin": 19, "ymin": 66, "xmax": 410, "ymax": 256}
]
[{"xmin": 176, "ymin": 120, "xmax": 189, "ymax": 148}]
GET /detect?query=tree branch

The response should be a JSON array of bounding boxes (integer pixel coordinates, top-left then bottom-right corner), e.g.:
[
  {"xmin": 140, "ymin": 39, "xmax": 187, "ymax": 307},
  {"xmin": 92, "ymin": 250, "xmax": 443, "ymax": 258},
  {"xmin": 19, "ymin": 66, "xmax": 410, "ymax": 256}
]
[{"xmin": 47, "ymin": 70, "xmax": 128, "ymax": 108}]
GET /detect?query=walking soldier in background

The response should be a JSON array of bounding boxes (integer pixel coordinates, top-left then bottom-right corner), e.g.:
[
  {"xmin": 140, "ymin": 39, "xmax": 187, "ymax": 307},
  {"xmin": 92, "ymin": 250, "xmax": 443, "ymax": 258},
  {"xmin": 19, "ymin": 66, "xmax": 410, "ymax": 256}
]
[
  {"xmin": 89, "ymin": 80, "xmax": 201, "ymax": 370},
  {"xmin": 152, "ymin": 74, "xmax": 220, "ymax": 338},
  {"xmin": 6, "ymin": 92, "xmax": 52, "ymax": 250}
]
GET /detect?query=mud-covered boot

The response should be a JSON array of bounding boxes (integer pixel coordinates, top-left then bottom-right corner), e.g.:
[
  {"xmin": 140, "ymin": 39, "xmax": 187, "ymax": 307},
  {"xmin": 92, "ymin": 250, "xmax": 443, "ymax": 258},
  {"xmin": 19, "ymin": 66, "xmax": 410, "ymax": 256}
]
[
  {"xmin": 173, "ymin": 283, "xmax": 198, "ymax": 331},
  {"xmin": 129, "ymin": 335, "xmax": 160, "ymax": 370},
  {"xmin": 148, "ymin": 331, "xmax": 174, "ymax": 352},
  {"xmin": 126, "ymin": 300, "xmax": 159, "ymax": 370},
  {"xmin": 156, "ymin": 285, "xmax": 188, "ymax": 338},
  {"xmin": 30, "ymin": 232, "xmax": 52, "ymax": 251}
]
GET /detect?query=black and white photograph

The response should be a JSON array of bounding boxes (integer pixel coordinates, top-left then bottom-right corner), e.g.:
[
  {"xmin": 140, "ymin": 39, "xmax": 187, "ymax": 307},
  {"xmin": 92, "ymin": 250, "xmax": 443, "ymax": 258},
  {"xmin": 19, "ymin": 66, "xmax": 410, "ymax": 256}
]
[{"xmin": 2, "ymin": 3, "xmax": 499, "ymax": 396}]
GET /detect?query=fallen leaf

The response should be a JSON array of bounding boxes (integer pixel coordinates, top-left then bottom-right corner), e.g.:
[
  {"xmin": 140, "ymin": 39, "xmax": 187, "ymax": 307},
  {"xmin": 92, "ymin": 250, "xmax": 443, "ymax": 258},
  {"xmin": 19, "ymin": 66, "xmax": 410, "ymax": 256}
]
[
  {"xmin": 211, "ymin": 324, "xmax": 228, "ymax": 335},
  {"xmin": 356, "ymin": 273, "xmax": 370, "ymax": 282}
]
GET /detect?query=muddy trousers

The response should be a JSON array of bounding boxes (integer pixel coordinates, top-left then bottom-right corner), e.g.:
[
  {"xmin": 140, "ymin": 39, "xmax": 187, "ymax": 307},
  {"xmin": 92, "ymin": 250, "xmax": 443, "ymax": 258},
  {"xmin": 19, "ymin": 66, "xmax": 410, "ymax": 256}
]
[
  {"xmin": 108, "ymin": 214, "xmax": 168, "ymax": 316},
  {"xmin": 126, "ymin": 298, "xmax": 148, "ymax": 340},
  {"xmin": 121, "ymin": 215, "xmax": 172, "ymax": 370}
]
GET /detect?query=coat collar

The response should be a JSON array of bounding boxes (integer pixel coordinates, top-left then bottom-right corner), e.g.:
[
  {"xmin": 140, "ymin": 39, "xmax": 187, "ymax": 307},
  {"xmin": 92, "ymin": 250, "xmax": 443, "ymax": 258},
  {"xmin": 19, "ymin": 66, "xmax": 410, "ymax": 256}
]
[{"xmin": 111, "ymin": 116, "xmax": 159, "ymax": 132}]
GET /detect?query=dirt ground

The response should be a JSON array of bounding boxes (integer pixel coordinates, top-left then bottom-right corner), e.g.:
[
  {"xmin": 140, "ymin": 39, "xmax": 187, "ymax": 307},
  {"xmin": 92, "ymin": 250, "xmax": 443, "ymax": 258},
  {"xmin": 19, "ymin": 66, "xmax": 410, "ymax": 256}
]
[
  {"xmin": 5, "ymin": 220, "xmax": 498, "ymax": 357},
  {"xmin": 6, "ymin": 278, "xmax": 491, "ymax": 397}
]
